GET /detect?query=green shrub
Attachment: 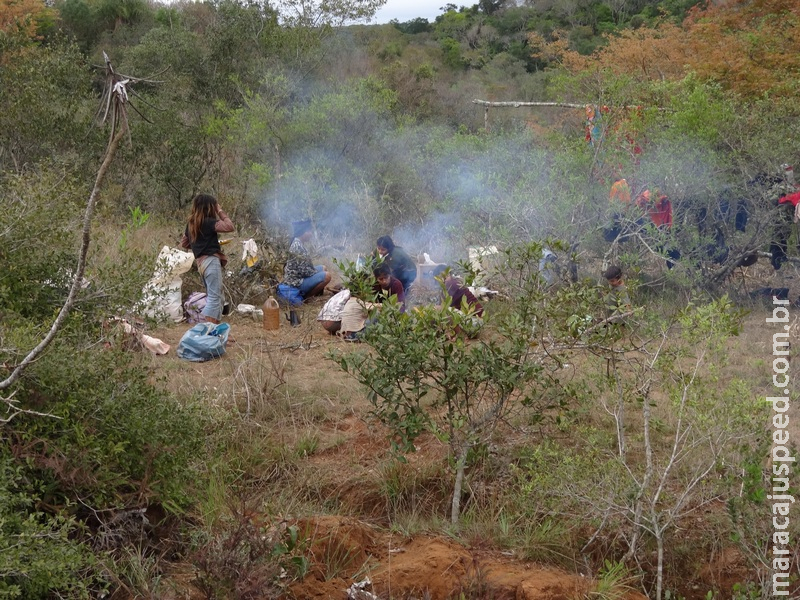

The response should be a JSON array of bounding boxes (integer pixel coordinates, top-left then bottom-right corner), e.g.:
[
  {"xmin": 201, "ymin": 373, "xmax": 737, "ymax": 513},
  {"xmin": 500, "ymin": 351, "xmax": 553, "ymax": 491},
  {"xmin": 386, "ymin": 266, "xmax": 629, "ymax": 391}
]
[
  {"xmin": 10, "ymin": 343, "xmax": 209, "ymax": 513},
  {"xmin": 0, "ymin": 455, "xmax": 98, "ymax": 599}
]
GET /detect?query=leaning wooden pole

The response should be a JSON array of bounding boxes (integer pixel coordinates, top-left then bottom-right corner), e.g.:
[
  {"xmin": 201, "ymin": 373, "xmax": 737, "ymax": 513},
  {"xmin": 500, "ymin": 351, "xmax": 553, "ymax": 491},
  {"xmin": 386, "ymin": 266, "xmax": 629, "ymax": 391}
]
[{"xmin": 0, "ymin": 55, "xmax": 133, "ymax": 406}]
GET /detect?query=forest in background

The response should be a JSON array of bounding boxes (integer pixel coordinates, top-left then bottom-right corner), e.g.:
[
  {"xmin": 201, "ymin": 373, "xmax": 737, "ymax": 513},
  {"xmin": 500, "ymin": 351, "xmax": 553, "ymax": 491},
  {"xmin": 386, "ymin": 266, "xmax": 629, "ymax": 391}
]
[{"xmin": 1, "ymin": 0, "xmax": 800, "ymax": 597}]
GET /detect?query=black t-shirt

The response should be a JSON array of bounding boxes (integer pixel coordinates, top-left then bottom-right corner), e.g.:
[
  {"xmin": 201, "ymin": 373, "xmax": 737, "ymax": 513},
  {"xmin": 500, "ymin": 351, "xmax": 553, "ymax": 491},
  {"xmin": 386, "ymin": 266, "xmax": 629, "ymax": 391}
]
[{"xmin": 185, "ymin": 218, "xmax": 220, "ymax": 258}]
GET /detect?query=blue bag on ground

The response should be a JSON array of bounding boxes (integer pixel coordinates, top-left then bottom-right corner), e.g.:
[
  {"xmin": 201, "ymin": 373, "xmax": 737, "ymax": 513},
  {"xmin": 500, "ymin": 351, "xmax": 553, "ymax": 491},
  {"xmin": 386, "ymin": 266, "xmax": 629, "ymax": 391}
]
[
  {"xmin": 177, "ymin": 322, "xmax": 230, "ymax": 362},
  {"xmin": 276, "ymin": 283, "xmax": 303, "ymax": 307}
]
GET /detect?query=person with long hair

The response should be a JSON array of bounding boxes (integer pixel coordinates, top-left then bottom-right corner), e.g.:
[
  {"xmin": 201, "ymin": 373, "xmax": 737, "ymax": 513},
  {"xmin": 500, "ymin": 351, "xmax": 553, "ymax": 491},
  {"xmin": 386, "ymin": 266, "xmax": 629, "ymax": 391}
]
[
  {"xmin": 180, "ymin": 194, "xmax": 234, "ymax": 324},
  {"xmin": 375, "ymin": 235, "xmax": 416, "ymax": 293}
]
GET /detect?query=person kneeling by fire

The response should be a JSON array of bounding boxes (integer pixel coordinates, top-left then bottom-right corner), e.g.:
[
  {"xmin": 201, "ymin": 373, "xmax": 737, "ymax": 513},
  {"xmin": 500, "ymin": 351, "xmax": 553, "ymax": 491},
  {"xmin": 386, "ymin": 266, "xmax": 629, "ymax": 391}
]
[{"xmin": 431, "ymin": 264, "xmax": 484, "ymax": 338}]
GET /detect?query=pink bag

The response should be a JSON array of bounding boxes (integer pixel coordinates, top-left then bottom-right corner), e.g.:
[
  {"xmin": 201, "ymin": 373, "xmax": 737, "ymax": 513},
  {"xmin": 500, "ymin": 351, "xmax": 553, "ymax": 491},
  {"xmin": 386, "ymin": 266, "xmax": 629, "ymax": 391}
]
[{"xmin": 184, "ymin": 292, "xmax": 207, "ymax": 323}]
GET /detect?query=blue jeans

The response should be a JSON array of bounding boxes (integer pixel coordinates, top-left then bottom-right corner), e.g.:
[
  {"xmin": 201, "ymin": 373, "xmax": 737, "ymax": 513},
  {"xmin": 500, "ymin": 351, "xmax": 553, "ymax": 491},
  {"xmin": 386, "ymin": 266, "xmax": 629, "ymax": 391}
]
[
  {"xmin": 299, "ymin": 265, "xmax": 326, "ymax": 298},
  {"xmin": 199, "ymin": 256, "xmax": 223, "ymax": 321}
]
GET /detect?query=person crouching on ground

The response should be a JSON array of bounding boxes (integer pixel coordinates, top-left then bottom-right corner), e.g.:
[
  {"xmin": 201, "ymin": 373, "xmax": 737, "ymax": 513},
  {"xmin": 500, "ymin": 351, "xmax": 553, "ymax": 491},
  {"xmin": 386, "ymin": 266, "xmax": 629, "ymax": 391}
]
[
  {"xmin": 339, "ymin": 264, "xmax": 405, "ymax": 342},
  {"xmin": 283, "ymin": 219, "xmax": 331, "ymax": 301},
  {"xmin": 375, "ymin": 235, "xmax": 417, "ymax": 293},
  {"xmin": 432, "ymin": 264, "xmax": 483, "ymax": 317},
  {"xmin": 602, "ymin": 265, "xmax": 632, "ymax": 324},
  {"xmin": 317, "ymin": 288, "xmax": 351, "ymax": 335},
  {"xmin": 432, "ymin": 264, "xmax": 484, "ymax": 337},
  {"xmin": 373, "ymin": 263, "xmax": 406, "ymax": 311},
  {"xmin": 338, "ymin": 295, "xmax": 377, "ymax": 341},
  {"xmin": 180, "ymin": 194, "xmax": 234, "ymax": 324}
]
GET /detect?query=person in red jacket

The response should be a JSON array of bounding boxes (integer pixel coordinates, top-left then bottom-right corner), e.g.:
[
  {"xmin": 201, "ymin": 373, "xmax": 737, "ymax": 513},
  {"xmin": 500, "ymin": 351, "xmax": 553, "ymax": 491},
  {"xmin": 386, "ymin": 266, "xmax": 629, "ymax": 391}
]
[
  {"xmin": 636, "ymin": 187, "xmax": 679, "ymax": 269},
  {"xmin": 778, "ymin": 189, "xmax": 800, "ymax": 222},
  {"xmin": 635, "ymin": 188, "xmax": 673, "ymax": 228},
  {"xmin": 649, "ymin": 193, "xmax": 673, "ymax": 228}
]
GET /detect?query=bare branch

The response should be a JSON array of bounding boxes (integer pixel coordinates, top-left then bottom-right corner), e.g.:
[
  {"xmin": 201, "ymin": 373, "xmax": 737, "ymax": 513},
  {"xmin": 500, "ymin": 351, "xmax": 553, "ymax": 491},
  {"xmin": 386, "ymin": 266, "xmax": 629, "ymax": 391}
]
[{"xmin": 1, "ymin": 54, "xmax": 141, "ymax": 412}]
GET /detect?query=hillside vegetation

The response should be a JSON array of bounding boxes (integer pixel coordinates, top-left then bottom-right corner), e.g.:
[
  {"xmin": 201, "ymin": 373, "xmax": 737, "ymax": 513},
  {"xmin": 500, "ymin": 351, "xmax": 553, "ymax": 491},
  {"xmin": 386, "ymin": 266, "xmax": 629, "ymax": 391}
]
[{"xmin": 1, "ymin": 0, "xmax": 799, "ymax": 597}]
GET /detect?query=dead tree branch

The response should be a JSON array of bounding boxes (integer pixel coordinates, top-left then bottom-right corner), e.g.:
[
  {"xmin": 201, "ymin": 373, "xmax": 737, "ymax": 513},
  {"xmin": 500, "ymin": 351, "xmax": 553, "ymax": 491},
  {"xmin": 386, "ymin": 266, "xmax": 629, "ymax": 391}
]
[{"xmin": 0, "ymin": 54, "xmax": 139, "ymax": 417}]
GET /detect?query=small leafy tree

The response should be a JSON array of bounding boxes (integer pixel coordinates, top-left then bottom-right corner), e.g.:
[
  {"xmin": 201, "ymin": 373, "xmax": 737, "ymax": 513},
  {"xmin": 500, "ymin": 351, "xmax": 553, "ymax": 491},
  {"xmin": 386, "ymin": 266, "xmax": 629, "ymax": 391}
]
[
  {"xmin": 333, "ymin": 301, "xmax": 546, "ymax": 523},
  {"xmin": 517, "ymin": 297, "xmax": 764, "ymax": 599},
  {"xmin": 0, "ymin": 456, "xmax": 97, "ymax": 598},
  {"xmin": 331, "ymin": 241, "xmax": 606, "ymax": 523}
]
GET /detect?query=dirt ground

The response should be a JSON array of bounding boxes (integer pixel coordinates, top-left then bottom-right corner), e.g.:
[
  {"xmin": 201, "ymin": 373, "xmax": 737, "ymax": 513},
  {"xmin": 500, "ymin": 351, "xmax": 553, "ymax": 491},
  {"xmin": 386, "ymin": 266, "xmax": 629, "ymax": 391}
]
[
  {"xmin": 144, "ymin": 297, "xmax": 647, "ymax": 599},
  {"xmin": 284, "ymin": 515, "xmax": 641, "ymax": 600},
  {"xmin": 138, "ymin": 282, "xmax": 793, "ymax": 600}
]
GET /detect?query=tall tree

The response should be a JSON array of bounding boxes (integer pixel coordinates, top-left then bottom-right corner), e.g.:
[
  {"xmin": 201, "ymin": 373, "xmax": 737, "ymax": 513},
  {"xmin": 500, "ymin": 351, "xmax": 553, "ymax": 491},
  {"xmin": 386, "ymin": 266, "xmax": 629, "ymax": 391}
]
[{"xmin": 532, "ymin": 0, "xmax": 800, "ymax": 98}]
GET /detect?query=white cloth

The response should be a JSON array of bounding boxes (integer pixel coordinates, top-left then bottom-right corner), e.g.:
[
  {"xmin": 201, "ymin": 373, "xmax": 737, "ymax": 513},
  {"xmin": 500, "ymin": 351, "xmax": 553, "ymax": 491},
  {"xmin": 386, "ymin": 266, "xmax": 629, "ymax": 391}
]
[
  {"xmin": 241, "ymin": 238, "xmax": 259, "ymax": 267},
  {"xmin": 113, "ymin": 318, "xmax": 170, "ymax": 355},
  {"xmin": 340, "ymin": 297, "xmax": 376, "ymax": 333},
  {"xmin": 317, "ymin": 289, "xmax": 351, "ymax": 322},
  {"xmin": 468, "ymin": 246, "xmax": 499, "ymax": 286},
  {"xmin": 539, "ymin": 248, "xmax": 557, "ymax": 284}
]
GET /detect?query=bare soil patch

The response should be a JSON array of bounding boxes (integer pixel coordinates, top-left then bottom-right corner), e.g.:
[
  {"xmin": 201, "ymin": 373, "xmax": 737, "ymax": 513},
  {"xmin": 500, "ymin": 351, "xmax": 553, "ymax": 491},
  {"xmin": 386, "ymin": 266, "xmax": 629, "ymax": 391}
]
[{"xmin": 288, "ymin": 515, "xmax": 646, "ymax": 600}]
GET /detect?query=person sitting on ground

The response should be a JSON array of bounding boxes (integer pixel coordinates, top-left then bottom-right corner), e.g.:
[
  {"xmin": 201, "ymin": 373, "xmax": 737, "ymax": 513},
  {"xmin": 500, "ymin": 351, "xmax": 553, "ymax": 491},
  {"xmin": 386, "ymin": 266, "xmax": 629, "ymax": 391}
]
[
  {"xmin": 282, "ymin": 219, "xmax": 331, "ymax": 301},
  {"xmin": 372, "ymin": 263, "xmax": 406, "ymax": 311},
  {"xmin": 317, "ymin": 288, "xmax": 351, "ymax": 335},
  {"xmin": 375, "ymin": 235, "xmax": 417, "ymax": 293},
  {"xmin": 602, "ymin": 265, "xmax": 632, "ymax": 324},
  {"xmin": 432, "ymin": 265, "xmax": 483, "ymax": 317}
]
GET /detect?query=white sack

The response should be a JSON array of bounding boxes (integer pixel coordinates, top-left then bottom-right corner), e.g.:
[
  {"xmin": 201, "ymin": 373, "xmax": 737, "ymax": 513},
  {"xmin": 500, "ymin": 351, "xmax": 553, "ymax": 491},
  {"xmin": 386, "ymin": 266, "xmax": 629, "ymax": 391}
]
[
  {"xmin": 139, "ymin": 246, "xmax": 195, "ymax": 322},
  {"xmin": 241, "ymin": 238, "xmax": 259, "ymax": 266}
]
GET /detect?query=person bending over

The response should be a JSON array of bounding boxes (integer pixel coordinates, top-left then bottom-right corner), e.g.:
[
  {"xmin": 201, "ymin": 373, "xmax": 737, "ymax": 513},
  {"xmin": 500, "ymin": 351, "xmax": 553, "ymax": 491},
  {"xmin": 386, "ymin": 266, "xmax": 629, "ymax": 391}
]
[
  {"xmin": 317, "ymin": 288, "xmax": 350, "ymax": 334},
  {"xmin": 432, "ymin": 265, "xmax": 483, "ymax": 316},
  {"xmin": 181, "ymin": 194, "xmax": 234, "ymax": 324},
  {"xmin": 375, "ymin": 235, "xmax": 417, "ymax": 293}
]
